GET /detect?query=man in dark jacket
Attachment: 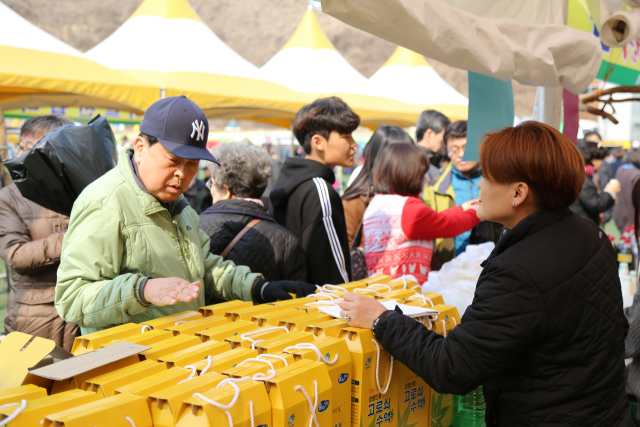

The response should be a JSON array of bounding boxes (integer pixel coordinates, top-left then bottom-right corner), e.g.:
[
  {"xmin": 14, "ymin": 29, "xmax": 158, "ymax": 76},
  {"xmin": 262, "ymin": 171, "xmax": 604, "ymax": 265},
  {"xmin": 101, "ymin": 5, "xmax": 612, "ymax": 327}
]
[
  {"xmin": 199, "ymin": 142, "xmax": 307, "ymax": 305},
  {"xmin": 270, "ymin": 97, "xmax": 359, "ymax": 285},
  {"xmin": 0, "ymin": 115, "xmax": 78, "ymax": 349}
]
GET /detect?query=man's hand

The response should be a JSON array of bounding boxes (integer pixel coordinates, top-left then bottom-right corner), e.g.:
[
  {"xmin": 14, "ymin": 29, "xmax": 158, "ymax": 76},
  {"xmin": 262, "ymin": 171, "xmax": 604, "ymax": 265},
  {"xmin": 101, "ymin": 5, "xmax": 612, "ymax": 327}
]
[
  {"xmin": 339, "ymin": 292, "xmax": 387, "ymax": 329},
  {"xmin": 252, "ymin": 280, "xmax": 317, "ymax": 303},
  {"xmin": 143, "ymin": 278, "xmax": 201, "ymax": 306}
]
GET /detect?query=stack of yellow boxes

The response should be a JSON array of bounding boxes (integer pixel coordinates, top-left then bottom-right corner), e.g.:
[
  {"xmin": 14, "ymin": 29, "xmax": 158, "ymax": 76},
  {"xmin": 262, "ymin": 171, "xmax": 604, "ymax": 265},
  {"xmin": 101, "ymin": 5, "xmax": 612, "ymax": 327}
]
[{"xmin": 0, "ymin": 274, "xmax": 462, "ymax": 427}]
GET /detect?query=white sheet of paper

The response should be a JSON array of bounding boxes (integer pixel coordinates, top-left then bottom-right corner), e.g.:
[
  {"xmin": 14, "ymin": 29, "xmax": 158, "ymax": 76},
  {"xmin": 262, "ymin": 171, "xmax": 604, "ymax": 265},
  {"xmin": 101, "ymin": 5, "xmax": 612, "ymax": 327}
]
[{"xmin": 319, "ymin": 300, "xmax": 438, "ymax": 319}]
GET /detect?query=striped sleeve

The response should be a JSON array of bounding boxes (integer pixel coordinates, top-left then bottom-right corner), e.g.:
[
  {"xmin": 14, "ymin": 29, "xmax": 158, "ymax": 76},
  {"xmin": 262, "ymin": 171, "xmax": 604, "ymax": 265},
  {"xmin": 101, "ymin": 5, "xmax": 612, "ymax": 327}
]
[{"xmin": 312, "ymin": 177, "xmax": 350, "ymax": 283}]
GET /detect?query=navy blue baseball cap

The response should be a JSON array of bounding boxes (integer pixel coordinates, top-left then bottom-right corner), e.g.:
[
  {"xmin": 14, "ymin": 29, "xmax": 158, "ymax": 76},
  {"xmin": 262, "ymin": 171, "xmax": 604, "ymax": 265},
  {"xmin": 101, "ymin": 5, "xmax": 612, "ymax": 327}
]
[{"xmin": 140, "ymin": 95, "xmax": 218, "ymax": 164}]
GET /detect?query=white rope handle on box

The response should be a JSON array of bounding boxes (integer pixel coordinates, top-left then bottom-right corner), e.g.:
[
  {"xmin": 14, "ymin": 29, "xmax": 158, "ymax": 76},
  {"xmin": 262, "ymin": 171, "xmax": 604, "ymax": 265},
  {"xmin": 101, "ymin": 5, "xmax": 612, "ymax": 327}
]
[
  {"xmin": 322, "ymin": 284, "xmax": 348, "ymax": 293},
  {"xmin": 193, "ymin": 377, "xmax": 255, "ymax": 427},
  {"xmin": 125, "ymin": 416, "xmax": 136, "ymax": 427},
  {"xmin": 0, "ymin": 400, "xmax": 26, "ymax": 426},
  {"xmin": 236, "ymin": 358, "xmax": 277, "ymax": 381},
  {"xmin": 257, "ymin": 354, "xmax": 289, "ymax": 366},
  {"xmin": 140, "ymin": 324, "xmax": 151, "ymax": 333},
  {"xmin": 283, "ymin": 343, "xmax": 338, "ymax": 365},
  {"xmin": 178, "ymin": 365, "xmax": 199, "ymax": 384},
  {"xmin": 398, "ymin": 275, "xmax": 418, "ymax": 289},
  {"xmin": 407, "ymin": 293, "xmax": 435, "ymax": 307},
  {"xmin": 442, "ymin": 317, "xmax": 457, "ymax": 338},
  {"xmin": 368, "ymin": 283, "xmax": 392, "ymax": 292},
  {"xmin": 175, "ymin": 321, "xmax": 188, "ymax": 325},
  {"xmin": 294, "ymin": 380, "xmax": 319, "ymax": 427},
  {"xmin": 306, "ymin": 292, "xmax": 339, "ymax": 300},
  {"xmin": 370, "ymin": 339, "xmax": 394, "ymax": 395},
  {"xmin": 303, "ymin": 299, "xmax": 343, "ymax": 307},
  {"xmin": 353, "ymin": 288, "xmax": 380, "ymax": 295},
  {"xmin": 412, "ymin": 285, "xmax": 422, "ymax": 290},
  {"xmin": 240, "ymin": 327, "xmax": 288, "ymax": 349}
]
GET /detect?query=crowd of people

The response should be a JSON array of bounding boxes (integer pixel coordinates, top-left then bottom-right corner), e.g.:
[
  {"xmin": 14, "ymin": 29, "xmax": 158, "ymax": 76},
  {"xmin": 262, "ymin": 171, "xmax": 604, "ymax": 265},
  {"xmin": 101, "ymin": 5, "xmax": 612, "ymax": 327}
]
[{"xmin": 1, "ymin": 95, "xmax": 639, "ymax": 425}]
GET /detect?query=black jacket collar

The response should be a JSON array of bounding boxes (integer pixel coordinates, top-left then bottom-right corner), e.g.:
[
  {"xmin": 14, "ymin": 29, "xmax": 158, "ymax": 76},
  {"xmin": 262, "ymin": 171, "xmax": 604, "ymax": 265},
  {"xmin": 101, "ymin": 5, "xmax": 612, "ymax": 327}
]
[
  {"xmin": 202, "ymin": 198, "xmax": 276, "ymax": 222},
  {"xmin": 483, "ymin": 208, "xmax": 572, "ymax": 266}
]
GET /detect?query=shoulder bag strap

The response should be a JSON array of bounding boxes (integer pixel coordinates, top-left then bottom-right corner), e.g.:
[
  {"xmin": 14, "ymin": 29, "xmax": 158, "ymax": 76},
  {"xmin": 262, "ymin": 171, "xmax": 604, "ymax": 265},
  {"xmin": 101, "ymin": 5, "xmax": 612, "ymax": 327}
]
[
  {"xmin": 351, "ymin": 185, "xmax": 371, "ymax": 251},
  {"xmin": 220, "ymin": 218, "xmax": 262, "ymax": 259}
]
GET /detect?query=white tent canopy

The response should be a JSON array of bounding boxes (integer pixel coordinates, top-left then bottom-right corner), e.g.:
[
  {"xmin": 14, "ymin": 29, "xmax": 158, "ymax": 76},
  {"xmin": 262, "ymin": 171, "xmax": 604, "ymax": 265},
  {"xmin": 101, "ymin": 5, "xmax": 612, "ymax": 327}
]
[
  {"xmin": 259, "ymin": 6, "xmax": 368, "ymax": 95},
  {"xmin": 85, "ymin": 0, "xmax": 258, "ymax": 79},
  {"xmin": 368, "ymin": 46, "xmax": 468, "ymax": 108}
]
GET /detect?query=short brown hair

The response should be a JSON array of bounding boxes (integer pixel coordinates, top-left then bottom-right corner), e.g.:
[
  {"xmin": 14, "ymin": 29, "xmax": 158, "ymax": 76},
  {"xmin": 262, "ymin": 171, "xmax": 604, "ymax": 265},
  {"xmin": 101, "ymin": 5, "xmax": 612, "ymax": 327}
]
[
  {"xmin": 373, "ymin": 143, "xmax": 430, "ymax": 196},
  {"xmin": 480, "ymin": 121, "xmax": 585, "ymax": 210},
  {"xmin": 293, "ymin": 97, "xmax": 360, "ymax": 154}
]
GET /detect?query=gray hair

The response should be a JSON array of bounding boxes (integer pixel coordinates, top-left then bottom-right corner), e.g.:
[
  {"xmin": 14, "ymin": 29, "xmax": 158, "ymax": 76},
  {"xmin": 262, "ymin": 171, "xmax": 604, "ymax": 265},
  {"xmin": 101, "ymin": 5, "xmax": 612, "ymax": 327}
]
[
  {"xmin": 208, "ymin": 141, "xmax": 272, "ymax": 198},
  {"xmin": 21, "ymin": 115, "xmax": 73, "ymax": 137}
]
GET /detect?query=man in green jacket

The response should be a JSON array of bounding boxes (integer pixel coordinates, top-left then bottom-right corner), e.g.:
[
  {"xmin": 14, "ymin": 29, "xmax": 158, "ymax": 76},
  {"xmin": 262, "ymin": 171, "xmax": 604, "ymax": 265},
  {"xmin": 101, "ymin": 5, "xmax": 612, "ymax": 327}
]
[{"xmin": 56, "ymin": 96, "xmax": 315, "ymax": 334}]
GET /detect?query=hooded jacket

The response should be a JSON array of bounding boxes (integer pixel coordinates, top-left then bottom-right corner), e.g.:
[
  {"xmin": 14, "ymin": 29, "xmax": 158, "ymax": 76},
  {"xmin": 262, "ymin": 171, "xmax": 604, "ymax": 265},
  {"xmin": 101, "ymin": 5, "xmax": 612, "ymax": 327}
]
[
  {"xmin": 270, "ymin": 157, "xmax": 351, "ymax": 285},
  {"xmin": 373, "ymin": 208, "xmax": 632, "ymax": 427}
]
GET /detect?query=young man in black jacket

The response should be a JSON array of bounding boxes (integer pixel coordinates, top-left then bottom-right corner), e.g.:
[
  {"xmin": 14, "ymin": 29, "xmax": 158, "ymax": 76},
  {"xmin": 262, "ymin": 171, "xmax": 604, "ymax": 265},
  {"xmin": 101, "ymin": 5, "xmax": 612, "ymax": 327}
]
[{"xmin": 270, "ymin": 97, "xmax": 359, "ymax": 285}]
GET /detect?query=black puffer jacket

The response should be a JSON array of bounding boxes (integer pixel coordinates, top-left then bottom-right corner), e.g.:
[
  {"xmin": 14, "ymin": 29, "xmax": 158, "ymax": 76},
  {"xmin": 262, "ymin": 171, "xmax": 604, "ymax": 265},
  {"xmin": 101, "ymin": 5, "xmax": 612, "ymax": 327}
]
[
  {"xmin": 199, "ymin": 199, "xmax": 308, "ymax": 299},
  {"xmin": 569, "ymin": 174, "xmax": 615, "ymax": 226},
  {"xmin": 374, "ymin": 208, "xmax": 632, "ymax": 427}
]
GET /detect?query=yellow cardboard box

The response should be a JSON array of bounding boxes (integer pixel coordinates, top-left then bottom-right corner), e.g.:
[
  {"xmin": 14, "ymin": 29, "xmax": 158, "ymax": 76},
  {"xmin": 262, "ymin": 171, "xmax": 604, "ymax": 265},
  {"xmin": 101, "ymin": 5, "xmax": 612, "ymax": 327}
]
[
  {"xmin": 191, "ymin": 348, "xmax": 258, "ymax": 375},
  {"xmin": 304, "ymin": 319, "xmax": 348, "ymax": 339},
  {"xmin": 0, "ymin": 389, "xmax": 98, "ymax": 427},
  {"xmin": 197, "ymin": 300, "xmax": 252, "ymax": 317},
  {"xmin": 375, "ymin": 288, "xmax": 416, "ymax": 303},
  {"xmin": 256, "ymin": 332, "xmax": 314, "ymax": 354},
  {"xmin": 339, "ymin": 327, "xmax": 398, "ymax": 427},
  {"xmin": 140, "ymin": 311, "xmax": 203, "ymax": 332},
  {"xmin": 194, "ymin": 320, "xmax": 258, "ymax": 343},
  {"xmin": 223, "ymin": 353, "xmax": 295, "ymax": 379},
  {"xmin": 404, "ymin": 292, "xmax": 445, "ymax": 309},
  {"xmin": 397, "ymin": 362, "xmax": 431, "ymax": 427},
  {"xmin": 251, "ymin": 308, "xmax": 307, "ymax": 327},
  {"xmin": 114, "ymin": 367, "xmax": 191, "ymax": 407},
  {"xmin": 43, "ymin": 392, "xmax": 152, "ymax": 427},
  {"xmin": 268, "ymin": 297, "xmax": 319, "ymax": 309},
  {"xmin": 163, "ymin": 316, "xmax": 228, "ymax": 336},
  {"xmin": 0, "ymin": 384, "xmax": 47, "ymax": 406},
  {"xmin": 225, "ymin": 327, "xmax": 289, "ymax": 349},
  {"xmin": 265, "ymin": 360, "xmax": 333, "ymax": 427},
  {"xmin": 70, "ymin": 323, "xmax": 141, "ymax": 355},
  {"xmin": 138, "ymin": 335, "xmax": 201, "ymax": 362},
  {"xmin": 224, "ymin": 304, "xmax": 279, "ymax": 322},
  {"xmin": 429, "ymin": 305, "xmax": 461, "ymax": 427},
  {"xmin": 157, "ymin": 341, "xmax": 231, "ymax": 368},
  {"xmin": 148, "ymin": 373, "xmax": 227, "ymax": 427},
  {"xmin": 283, "ymin": 337, "xmax": 352, "ymax": 427},
  {"xmin": 81, "ymin": 360, "xmax": 166, "ymax": 398},
  {"xmin": 176, "ymin": 379, "xmax": 271, "ymax": 427},
  {"xmin": 280, "ymin": 313, "xmax": 332, "ymax": 332},
  {"xmin": 101, "ymin": 329, "xmax": 174, "ymax": 348}
]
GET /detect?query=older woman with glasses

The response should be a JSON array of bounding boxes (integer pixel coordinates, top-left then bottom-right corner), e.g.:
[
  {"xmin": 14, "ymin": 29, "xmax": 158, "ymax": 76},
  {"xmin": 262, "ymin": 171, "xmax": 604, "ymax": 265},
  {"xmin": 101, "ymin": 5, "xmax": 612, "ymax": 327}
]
[
  {"xmin": 199, "ymin": 141, "xmax": 308, "ymax": 304},
  {"xmin": 339, "ymin": 121, "xmax": 633, "ymax": 427}
]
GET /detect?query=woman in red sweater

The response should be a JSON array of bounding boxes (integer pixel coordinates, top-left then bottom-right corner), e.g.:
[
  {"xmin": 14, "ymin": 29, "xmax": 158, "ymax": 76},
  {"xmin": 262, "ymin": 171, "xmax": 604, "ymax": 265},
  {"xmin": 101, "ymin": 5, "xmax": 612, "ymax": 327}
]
[{"xmin": 363, "ymin": 143, "xmax": 479, "ymax": 283}]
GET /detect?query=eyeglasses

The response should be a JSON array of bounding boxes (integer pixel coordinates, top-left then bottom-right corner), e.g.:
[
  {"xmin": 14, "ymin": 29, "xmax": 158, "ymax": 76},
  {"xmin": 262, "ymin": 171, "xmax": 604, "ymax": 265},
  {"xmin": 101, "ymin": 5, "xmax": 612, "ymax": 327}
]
[{"xmin": 448, "ymin": 145, "xmax": 466, "ymax": 157}]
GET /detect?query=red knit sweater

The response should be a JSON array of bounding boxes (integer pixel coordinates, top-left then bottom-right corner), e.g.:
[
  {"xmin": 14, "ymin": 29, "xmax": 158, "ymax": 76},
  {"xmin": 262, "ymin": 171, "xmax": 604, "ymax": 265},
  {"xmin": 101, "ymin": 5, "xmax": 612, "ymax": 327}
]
[{"xmin": 401, "ymin": 197, "xmax": 480, "ymax": 240}]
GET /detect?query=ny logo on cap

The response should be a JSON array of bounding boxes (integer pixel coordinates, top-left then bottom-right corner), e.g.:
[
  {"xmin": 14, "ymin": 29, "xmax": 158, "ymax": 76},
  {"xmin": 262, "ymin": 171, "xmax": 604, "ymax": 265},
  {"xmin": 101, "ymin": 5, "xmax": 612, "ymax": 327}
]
[{"xmin": 191, "ymin": 120, "xmax": 205, "ymax": 141}]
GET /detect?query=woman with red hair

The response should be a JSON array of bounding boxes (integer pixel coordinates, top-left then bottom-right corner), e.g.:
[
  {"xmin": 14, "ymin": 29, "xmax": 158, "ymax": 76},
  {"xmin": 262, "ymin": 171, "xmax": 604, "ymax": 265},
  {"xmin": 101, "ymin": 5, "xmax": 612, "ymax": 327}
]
[{"xmin": 340, "ymin": 121, "xmax": 632, "ymax": 427}]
